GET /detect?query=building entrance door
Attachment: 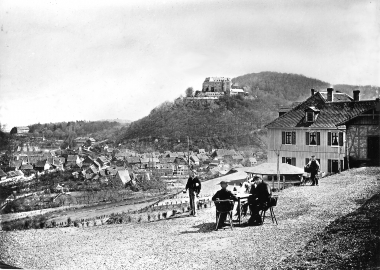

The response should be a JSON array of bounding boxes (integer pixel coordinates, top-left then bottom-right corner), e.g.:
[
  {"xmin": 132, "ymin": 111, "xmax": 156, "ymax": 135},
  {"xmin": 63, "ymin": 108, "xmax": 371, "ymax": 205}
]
[{"xmin": 368, "ymin": 136, "xmax": 380, "ymax": 166}]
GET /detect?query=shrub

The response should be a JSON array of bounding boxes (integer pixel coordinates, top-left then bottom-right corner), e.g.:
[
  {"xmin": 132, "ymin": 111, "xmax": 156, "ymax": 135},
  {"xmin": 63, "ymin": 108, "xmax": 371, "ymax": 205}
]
[
  {"xmin": 162, "ymin": 212, "xmax": 167, "ymax": 219},
  {"xmin": 147, "ymin": 214, "xmax": 151, "ymax": 222},
  {"xmin": 157, "ymin": 213, "xmax": 161, "ymax": 220},
  {"xmin": 128, "ymin": 216, "xmax": 132, "ymax": 223},
  {"xmin": 24, "ymin": 219, "xmax": 32, "ymax": 229},
  {"xmin": 67, "ymin": 217, "xmax": 72, "ymax": 225}
]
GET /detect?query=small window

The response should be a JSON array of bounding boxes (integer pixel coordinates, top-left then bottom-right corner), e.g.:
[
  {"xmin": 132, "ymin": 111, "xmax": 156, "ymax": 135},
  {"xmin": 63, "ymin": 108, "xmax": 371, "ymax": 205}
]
[
  {"xmin": 331, "ymin": 132, "xmax": 339, "ymax": 146},
  {"xmin": 306, "ymin": 112, "xmax": 314, "ymax": 122},
  {"xmin": 309, "ymin": 132, "xmax": 317, "ymax": 145},
  {"xmin": 282, "ymin": 131, "xmax": 296, "ymax": 145},
  {"xmin": 285, "ymin": 132, "xmax": 292, "ymax": 144},
  {"xmin": 282, "ymin": 157, "xmax": 296, "ymax": 166}
]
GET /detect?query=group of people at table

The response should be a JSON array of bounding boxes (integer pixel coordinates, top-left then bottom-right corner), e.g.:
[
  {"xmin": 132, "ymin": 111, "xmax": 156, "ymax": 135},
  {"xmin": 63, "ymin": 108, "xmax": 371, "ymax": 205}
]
[{"xmin": 184, "ymin": 171, "xmax": 272, "ymax": 229}]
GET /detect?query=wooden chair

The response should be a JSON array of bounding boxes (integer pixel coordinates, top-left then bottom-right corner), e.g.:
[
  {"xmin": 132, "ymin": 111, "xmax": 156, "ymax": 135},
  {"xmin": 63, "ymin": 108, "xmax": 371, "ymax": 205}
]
[
  {"xmin": 214, "ymin": 200, "xmax": 235, "ymax": 230},
  {"xmin": 261, "ymin": 196, "xmax": 278, "ymax": 225}
]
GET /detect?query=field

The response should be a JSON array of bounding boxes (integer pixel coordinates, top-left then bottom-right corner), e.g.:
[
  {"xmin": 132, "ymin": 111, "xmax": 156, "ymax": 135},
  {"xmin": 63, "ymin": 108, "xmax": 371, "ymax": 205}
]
[{"xmin": 1, "ymin": 167, "xmax": 379, "ymax": 269}]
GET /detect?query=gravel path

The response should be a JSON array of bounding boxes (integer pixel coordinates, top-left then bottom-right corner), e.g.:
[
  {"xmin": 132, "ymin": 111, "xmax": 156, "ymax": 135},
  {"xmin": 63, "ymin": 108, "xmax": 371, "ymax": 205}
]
[{"xmin": 1, "ymin": 167, "xmax": 379, "ymax": 270}]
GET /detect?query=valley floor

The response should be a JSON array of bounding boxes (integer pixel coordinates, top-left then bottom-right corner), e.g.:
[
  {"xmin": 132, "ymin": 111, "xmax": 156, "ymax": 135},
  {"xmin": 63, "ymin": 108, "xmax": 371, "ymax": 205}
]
[{"xmin": 1, "ymin": 167, "xmax": 379, "ymax": 270}]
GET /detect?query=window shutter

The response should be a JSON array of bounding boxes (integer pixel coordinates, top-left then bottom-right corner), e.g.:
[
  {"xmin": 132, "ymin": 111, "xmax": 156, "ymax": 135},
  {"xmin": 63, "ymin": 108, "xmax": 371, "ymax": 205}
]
[
  {"xmin": 281, "ymin": 132, "xmax": 285, "ymax": 145},
  {"xmin": 328, "ymin": 159, "xmax": 332, "ymax": 173},
  {"xmin": 292, "ymin": 132, "xmax": 296, "ymax": 145},
  {"xmin": 282, "ymin": 157, "xmax": 285, "ymax": 163},
  {"xmin": 306, "ymin": 132, "xmax": 309, "ymax": 145},
  {"xmin": 340, "ymin": 160, "xmax": 343, "ymax": 171},
  {"xmin": 328, "ymin": 132, "xmax": 331, "ymax": 146},
  {"xmin": 291, "ymin": 157, "xmax": 296, "ymax": 166},
  {"xmin": 305, "ymin": 158, "xmax": 309, "ymax": 165},
  {"xmin": 339, "ymin": 132, "xmax": 343, "ymax": 146},
  {"xmin": 317, "ymin": 132, "xmax": 321, "ymax": 145}
]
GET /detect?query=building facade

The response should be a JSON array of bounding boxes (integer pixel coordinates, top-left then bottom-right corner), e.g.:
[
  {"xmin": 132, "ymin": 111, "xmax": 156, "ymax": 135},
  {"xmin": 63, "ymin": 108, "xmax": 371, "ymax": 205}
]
[
  {"xmin": 202, "ymin": 77, "xmax": 231, "ymax": 93},
  {"xmin": 265, "ymin": 88, "xmax": 379, "ymax": 173}
]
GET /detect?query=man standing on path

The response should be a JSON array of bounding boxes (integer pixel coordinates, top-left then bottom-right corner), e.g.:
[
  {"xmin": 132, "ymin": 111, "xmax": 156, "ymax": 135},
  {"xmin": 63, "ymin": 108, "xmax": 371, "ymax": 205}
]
[
  {"xmin": 307, "ymin": 155, "xmax": 320, "ymax": 186},
  {"xmin": 184, "ymin": 170, "xmax": 201, "ymax": 216}
]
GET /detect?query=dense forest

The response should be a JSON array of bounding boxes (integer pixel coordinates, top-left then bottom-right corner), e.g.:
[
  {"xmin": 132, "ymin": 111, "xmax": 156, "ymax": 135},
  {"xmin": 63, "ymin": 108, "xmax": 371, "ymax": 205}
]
[
  {"xmin": 118, "ymin": 72, "xmax": 380, "ymax": 152},
  {"xmin": 118, "ymin": 94, "xmax": 277, "ymax": 152}
]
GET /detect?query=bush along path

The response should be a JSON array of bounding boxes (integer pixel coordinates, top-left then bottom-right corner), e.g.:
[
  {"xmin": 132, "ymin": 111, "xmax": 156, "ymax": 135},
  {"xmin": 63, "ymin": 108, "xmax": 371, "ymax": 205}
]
[{"xmin": 274, "ymin": 191, "xmax": 380, "ymax": 270}]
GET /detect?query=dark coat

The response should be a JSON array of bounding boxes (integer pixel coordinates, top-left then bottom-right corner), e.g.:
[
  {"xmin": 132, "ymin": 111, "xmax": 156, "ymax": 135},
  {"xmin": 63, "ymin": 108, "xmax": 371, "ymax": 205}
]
[
  {"xmin": 249, "ymin": 181, "xmax": 271, "ymax": 204},
  {"xmin": 309, "ymin": 160, "xmax": 320, "ymax": 174},
  {"xmin": 212, "ymin": 189, "xmax": 238, "ymax": 201},
  {"xmin": 186, "ymin": 176, "xmax": 201, "ymax": 193}
]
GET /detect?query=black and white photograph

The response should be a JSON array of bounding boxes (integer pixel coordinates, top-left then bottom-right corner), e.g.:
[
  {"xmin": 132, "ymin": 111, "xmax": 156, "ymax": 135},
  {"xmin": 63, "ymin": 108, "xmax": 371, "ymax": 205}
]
[{"xmin": 0, "ymin": 0, "xmax": 379, "ymax": 269}]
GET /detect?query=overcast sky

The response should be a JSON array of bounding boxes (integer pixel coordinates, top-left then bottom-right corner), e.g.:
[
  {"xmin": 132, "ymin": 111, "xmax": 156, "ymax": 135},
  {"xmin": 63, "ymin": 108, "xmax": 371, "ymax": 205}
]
[{"xmin": 0, "ymin": 0, "xmax": 378, "ymax": 128}]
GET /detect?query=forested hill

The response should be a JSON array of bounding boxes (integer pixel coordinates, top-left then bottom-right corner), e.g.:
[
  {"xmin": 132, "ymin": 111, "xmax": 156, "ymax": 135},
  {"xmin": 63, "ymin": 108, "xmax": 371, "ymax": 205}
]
[
  {"xmin": 232, "ymin": 71, "xmax": 330, "ymax": 101},
  {"xmin": 118, "ymin": 72, "xmax": 379, "ymax": 153},
  {"xmin": 233, "ymin": 71, "xmax": 379, "ymax": 101},
  {"xmin": 118, "ymin": 95, "xmax": 271, "ymax": 153}
]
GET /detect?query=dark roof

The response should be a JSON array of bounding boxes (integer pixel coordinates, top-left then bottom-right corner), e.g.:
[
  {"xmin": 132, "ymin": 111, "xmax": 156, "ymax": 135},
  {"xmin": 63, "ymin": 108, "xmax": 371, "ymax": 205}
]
[
  {"xmin": 9, "ymin": 160, "xmax": 22, "ymax": 168},
  {"xmin": 35, "ymin": 160, "xmax": 47, "ymax": 167},
  {"xmin": 266, "ymin": 92, "xmax": 378, "ymax": 129},
  {"xmin": 0, "ymin": 169, "xmax": 6, "ymax": 177}
]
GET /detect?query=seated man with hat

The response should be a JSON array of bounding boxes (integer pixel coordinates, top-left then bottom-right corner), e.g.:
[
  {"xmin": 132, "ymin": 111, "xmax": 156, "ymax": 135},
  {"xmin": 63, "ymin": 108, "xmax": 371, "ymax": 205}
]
[
  {"xmin": 212, "ymin": 181, "xmax": 238, "ymax": 229},
  {"xmin": 248, "ymin": 175, "xmax": 272, "ymax": 226}
]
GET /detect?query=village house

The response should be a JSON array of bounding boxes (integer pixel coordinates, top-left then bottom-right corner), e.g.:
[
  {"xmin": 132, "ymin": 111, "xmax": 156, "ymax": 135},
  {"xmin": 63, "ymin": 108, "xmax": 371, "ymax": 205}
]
[
  {"xmin": 111, "ymin": 170, "xmax": 131, "ymax": 187},
  {"xmin": 265, "ymin": 88, "xmax": 380, "ymax": 173},
  {"xmin": 12, "ymin": 126, "xmax": 30, "ymax": 134},
  {"xmin": 189, "ymin": 155, "xmax": 200, "ymax": 166},
  {"xmin": 35, "ymin": 160, "xmax": 51, "ymax": 171},
  {"xmin": 247, "ymin": 157, "xmax": 258, "ymax": 166},
  {"xmin": 126, "ymin": 156, "xmax": 141, "ymax": 167}
]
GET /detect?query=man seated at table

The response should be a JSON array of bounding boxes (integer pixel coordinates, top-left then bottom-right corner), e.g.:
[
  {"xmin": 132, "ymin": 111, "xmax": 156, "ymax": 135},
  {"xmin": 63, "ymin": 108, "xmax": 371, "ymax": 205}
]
[
  {"xmin": 248, "ymin": 175, "xmax": 272, "ymax": 226},
  {"xmin": 212, "ymin": 181, "xmax": 238, "ymax": 229}
]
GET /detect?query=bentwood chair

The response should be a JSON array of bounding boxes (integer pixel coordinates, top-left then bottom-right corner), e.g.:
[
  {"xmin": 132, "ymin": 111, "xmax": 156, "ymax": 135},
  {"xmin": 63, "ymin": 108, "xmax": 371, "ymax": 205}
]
[
  {"xmin": 260, "ymin": 195, "xmax": 278, "ymax": 225},
  {"xmin": 214, "ymin": 200, "xmax": 235, "ymax": 231}
]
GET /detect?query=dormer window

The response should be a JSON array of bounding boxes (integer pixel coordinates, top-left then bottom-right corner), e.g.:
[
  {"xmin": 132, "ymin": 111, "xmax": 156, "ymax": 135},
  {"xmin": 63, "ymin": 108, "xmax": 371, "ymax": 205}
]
[
  {"xmin": 306, "ymin": 112, "xmax": 314, "ymax": 122},
  {"xmin": 305, "ymin": 106, "xmax": 320, "ymax": 123}
]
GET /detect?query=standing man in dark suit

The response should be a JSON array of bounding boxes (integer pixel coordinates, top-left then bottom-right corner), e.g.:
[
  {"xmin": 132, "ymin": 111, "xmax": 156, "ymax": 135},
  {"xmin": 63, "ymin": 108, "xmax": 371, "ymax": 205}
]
[
  {"xmin": 212, "ymin": 181, "xmax": 237, "ymax": 229},
  {"xmin": 307, "ymin": 155, "xmax": 320, "ymax": 186},
  {"xmin": 248, "ymin": 175, "xmax": 272, "ymax": 226},
  {"xmin": 184, "ymin": 170, "xmax": 201, "ymax": 217}
]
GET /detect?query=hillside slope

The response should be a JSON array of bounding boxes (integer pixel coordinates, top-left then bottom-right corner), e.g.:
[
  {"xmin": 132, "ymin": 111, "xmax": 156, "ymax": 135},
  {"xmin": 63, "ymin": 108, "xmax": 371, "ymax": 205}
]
[{"xmin": 119, "ymin": 72, "xmax": 379, "ymax": 152}]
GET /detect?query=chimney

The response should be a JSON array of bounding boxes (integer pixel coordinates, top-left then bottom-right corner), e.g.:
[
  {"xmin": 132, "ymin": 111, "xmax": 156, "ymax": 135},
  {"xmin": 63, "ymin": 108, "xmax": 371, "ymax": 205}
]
[
  {"xmin": 311, "ymin": 88, "xmax": 315, "ymax": 96},
  {"xmin": 327, "ymin": 88, "xmax": 333, "ymax": 102},
  {"xmin": 353, "ymin": 90, "xmax": 360, "ymax": 101}
]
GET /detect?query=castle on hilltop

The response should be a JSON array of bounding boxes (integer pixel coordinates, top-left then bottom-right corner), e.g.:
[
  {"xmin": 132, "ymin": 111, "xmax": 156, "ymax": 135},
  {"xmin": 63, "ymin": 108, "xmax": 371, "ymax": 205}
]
[{"xmin": 190, "ymin": 77, "xmax": 247, "ymax": 100}]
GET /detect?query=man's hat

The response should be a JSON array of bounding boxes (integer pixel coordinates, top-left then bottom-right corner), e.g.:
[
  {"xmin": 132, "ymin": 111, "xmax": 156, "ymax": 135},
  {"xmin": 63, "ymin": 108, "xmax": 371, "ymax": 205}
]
[
  {"xmin": 311, "ymin": 155, "xmax": 316, "ymax": 157},
  {"xmin": 253, "ymin": 175, "xmax": 262, "ymax": 181},
  {"xmin": 219, "ymin": 181, "xmax": 228, "ymax": 185}
]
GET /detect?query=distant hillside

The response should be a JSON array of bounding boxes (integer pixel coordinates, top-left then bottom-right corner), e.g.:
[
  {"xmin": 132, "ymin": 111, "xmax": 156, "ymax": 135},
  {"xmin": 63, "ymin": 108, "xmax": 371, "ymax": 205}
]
[
  {"xmin": 27, "ymin": 120, "xmax": 129, "ymax": 146},
  {"xmin": 118, "ymin": 94, "xmax": 276, "ymax": 153},
  {"xmin": 232, "ymin": 71, "xmax": 330, "ymax": 102},
  {"xmin": 233, "ymin": 71, "xmax": 379, "ymax": 101},
  {"xmin": 118, "ymin": 71, "xmax": 379, "ymax": 153},
  {"xmin": 332, "ymin": 85, "xmax": 379, "ymax": 100}
]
